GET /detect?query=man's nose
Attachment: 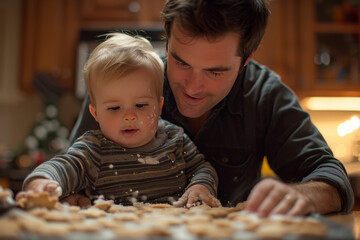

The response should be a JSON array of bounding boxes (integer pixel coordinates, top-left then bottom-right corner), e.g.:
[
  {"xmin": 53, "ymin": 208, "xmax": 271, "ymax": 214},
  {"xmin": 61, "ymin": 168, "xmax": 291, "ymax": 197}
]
[
  {"xmin": 123, "ymin": 112, "xmax": 137, "ymax": 121},
  {"xmin": 185, "ymin": 70, "xmax": 204, "ymax": 94}
]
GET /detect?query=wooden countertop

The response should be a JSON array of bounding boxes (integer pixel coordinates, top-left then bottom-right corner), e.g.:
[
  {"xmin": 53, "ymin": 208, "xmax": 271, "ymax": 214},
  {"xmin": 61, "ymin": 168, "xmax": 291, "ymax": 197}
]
[{"xmin": 327, "ymin": 211, "xmax": 360, "ymax": 239}]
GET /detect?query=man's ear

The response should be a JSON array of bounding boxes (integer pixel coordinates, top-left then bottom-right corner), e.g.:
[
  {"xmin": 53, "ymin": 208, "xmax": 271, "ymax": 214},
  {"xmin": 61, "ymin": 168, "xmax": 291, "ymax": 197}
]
[
  {"xmin": 89, "ymin": 104, "xmax": 99, "ymax": 122},
  {"xmin": 244, "ymin": 53, "xmax": 254, "ymax": 67}
]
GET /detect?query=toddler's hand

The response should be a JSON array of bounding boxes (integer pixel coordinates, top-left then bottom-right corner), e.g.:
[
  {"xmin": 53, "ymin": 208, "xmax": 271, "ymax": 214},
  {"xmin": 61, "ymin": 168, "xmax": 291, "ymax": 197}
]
[
  {"xmin": 15, "ymin": 178, "xmax": 62, "ymax": 201},
  {"xmin": 173, "ymin": 184, "xmax": 221, "ymax": 208}
]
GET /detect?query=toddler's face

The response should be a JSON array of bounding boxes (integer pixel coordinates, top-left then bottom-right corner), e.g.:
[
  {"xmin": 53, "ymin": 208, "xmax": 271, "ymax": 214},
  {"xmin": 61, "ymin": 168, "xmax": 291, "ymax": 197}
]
[{"xmin": 89, "ymin": 69, "xmax": 163, "ymax": 148}]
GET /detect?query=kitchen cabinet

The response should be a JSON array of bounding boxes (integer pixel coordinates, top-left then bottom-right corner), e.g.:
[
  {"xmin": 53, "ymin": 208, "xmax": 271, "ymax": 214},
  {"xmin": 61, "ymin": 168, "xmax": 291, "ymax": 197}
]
[
  {"xmin": 299, "ymin": 0, "xmax": 360, "ymax": 97},
  {"xmin": 254, "ymin": 0, "xmax": 360, "ymax": 98},
  {"xmin": 20, "ymin": 0, "xmax": 165, "ymax": 93}
]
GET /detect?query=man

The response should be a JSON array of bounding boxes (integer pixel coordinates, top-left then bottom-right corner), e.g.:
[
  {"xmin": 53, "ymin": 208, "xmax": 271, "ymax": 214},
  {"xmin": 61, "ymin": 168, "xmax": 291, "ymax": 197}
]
[{"xmin": 68, "ymin": 0, "xmax": 354, "ymax": 217}]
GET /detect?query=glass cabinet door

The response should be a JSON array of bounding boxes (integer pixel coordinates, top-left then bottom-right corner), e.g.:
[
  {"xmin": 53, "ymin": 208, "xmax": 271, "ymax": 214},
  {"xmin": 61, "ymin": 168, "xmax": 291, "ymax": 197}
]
[{"xmin": 300, "ymin": 0, "xmax": 360, "ymax": 95}]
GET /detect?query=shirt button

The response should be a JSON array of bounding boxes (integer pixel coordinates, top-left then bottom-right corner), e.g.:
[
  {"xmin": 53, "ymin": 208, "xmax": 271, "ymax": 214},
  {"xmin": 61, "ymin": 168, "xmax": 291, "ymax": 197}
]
[
  {"xmin": 221, "ymin": 157, "xmax": 229, "ymax": 163},
  {"xmin": 233, "ymin": 176, "xmax": 239, "ymax": 182}
]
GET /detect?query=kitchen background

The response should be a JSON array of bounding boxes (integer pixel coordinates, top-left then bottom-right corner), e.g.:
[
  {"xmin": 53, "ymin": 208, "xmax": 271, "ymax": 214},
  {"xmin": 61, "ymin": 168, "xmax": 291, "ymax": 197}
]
[{"xmin": 0, "ymin": 0, "xmax": 359, "ymax": 197}]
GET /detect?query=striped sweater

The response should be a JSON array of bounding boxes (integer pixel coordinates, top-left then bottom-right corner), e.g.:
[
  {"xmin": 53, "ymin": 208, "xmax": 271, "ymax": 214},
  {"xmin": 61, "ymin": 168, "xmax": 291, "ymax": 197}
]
[{"xmin": 24, "ymin": 119, "xmax": 218, "ymax": 204}]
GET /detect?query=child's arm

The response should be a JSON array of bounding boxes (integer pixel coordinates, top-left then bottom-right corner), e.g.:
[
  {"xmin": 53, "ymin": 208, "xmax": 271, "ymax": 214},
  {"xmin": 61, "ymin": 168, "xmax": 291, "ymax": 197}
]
[
  {"xmin": 15, "ymin": 177, "xmax": 61, "ymax": 201},
  {"xmin": 174, "ymin": 132, "xmax": 220, "ymax": 207},
  {"xmin": 19, "ymin": 132, "xmax": 99, "ymax": 199}
]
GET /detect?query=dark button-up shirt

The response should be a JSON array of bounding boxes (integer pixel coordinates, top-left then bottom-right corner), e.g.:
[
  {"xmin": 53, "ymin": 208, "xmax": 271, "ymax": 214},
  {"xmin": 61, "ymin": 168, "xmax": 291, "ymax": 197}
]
[
  {"xmin": 70, "ymin": 60, "xmax": 354, "ymax": 212},
  {"xmin": 161, "ymin": 60, "xmax": 354, "ymax": 211}
]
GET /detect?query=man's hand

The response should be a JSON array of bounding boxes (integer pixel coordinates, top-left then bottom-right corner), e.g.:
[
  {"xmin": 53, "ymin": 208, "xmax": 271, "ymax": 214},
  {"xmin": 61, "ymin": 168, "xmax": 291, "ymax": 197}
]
[
  {"xmin": 245, "ymin": 178, "xmax": 315, "ymax": 217},
  {"xmin": 245, "ymin": 178, "xmax": 341, "ymax": 217},
  {"xmin": 173, "ymin": 184, "xmax": 221, "ymax": 208},
  {"xmin": 15, "ymin": 177, "xmax": 62, "ymax": 201},
  {"xmin": 61, "ymin": 193, "xmax": 91, "ymax": 208}
]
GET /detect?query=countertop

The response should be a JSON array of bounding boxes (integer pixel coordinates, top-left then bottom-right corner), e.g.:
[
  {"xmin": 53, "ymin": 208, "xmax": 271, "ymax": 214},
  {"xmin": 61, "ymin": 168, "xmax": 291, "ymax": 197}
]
[{"xmin": 327, "ymin": 211, "xmax": 360, "ymax": 239}]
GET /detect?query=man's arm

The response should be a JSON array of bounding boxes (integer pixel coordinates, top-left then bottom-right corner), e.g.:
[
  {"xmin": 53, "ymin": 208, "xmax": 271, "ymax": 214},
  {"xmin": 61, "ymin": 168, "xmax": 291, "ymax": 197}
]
[{"xmin": 256, "ymin": 74, "xmax": 354, "ymax": 214}]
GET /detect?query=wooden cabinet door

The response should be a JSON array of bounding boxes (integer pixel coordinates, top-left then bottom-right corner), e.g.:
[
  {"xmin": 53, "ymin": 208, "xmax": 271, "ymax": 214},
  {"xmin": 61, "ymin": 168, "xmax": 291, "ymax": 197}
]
[
  {"xmin": 20, "ymin": 0, "xmax": 79, "ymax": 93},
  {"xmin": 81, "ymin": 0, "xmax": 164, "ymax": 22}
]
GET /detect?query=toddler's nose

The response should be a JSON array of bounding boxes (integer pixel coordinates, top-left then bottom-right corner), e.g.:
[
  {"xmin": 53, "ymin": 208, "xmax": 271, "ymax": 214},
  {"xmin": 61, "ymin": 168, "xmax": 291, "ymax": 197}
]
[{"xmin": 123, "ymin": 112, "xmax": 137, "ymax": 121}]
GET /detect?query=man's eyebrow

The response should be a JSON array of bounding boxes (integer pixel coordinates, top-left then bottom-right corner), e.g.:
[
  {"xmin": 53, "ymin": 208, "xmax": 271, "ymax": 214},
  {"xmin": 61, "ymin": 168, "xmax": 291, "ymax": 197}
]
[
  {"xmin": 204, "ymin": 66, "xmax": 231, "ymax": 72},
  {"xmin": 170, "ymin": 51, "xmax": 190, "ymax": 65},
  {"xmin": 171, "ymin": 51, "xmax": 231, "ymax": 72}
]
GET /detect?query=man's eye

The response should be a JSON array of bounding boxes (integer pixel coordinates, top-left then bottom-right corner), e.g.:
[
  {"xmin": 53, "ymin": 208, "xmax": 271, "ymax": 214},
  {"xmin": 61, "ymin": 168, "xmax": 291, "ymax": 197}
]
[
  {"xmin": 210, "ymin": 71, "xmax": 223, "ymax": 77},
  {"xmin": 175, "ymin": 60, "xmax": 190, "ymax": 69},
  {"xmin": 108, "ymin": 106, "xmax": 120, "ymax": 111},
  {"xmin": 136, "ymin": 104, "xmax": 148, "ymax": 108}
]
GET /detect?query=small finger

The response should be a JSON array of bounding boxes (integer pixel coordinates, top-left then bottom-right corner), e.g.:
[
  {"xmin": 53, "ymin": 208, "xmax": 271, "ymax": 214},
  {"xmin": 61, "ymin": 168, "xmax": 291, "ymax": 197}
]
[
  {"xmin": 186, "ymin": 192, "xmax": 199, "ymax": 208},
  {"xmin": 172, "ymin": 195, "xmax": 188, "ymax": 207},
  {"xmin": 15, "ymin": 191, "xmax": 27, "ymax": 201},
  {"xmin": 44, "ymin": 182, "xmax": 60, "ymax": 196},
  {"xmin": 206, "ymin": 196, "xmax": 221, "ymax": 207},
  {"xmin": 198, "ymin": 192, "xmax": 221, "ymax": 207}
]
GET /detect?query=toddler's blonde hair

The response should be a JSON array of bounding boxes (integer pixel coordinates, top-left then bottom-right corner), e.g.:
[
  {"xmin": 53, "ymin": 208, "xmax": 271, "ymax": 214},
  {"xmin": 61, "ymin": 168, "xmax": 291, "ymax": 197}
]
[{"xmin": 84, "ymin": 33, "xmax": 164, "ymax": 104}]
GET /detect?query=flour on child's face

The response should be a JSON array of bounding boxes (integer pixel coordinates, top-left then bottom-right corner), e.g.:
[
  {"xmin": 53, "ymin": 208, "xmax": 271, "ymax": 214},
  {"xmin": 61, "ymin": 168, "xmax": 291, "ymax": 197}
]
[{"xmin": 91, "ymin": 69, "xmax": 163, "ymax": 148}]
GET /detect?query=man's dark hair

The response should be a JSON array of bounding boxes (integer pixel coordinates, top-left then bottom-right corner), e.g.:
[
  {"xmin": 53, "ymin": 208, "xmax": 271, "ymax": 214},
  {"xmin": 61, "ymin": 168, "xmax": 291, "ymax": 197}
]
[{"xmin": 161, "ymin": 0, "xmax": 270, "ymax": 66}]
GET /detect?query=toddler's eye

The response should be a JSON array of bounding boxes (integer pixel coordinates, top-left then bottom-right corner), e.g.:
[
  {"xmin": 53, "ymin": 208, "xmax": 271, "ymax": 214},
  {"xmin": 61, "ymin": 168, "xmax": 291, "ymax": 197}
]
[
  {"xmin": 136, "ymin": 104, "xmax": 148, "ymax": 108},
  {"xmin": 108, "ymin": 106, "xmax": 120, "ymax": 111}
]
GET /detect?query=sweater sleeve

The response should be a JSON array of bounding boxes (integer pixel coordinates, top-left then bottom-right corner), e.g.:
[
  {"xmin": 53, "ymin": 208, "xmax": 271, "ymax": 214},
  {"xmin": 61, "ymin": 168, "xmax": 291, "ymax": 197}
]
[
  {"xmin": 182, "ymin": 133, "xmax": 218, "ymax": 196},
  {"xmin": 23, "ymin": 131, "xmax": 101, "ymax": 198}
]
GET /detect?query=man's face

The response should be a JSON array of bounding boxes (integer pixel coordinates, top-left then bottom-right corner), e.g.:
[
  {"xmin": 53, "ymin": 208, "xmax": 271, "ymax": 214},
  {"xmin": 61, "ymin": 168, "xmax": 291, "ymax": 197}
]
[{"xmin": 166, "ymin": 23, "xmax": 242, "ymax": 119}]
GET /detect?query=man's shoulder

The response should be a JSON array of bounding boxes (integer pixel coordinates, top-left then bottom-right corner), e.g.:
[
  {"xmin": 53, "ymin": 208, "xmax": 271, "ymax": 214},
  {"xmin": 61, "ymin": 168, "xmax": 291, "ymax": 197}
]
[
  {"xmin": 241, "ymin": 60, "xmax": 287, "ymax": 96},
  {"xmin": 245, "ymin": 60, "xmax": 281, "ymax": 83}
]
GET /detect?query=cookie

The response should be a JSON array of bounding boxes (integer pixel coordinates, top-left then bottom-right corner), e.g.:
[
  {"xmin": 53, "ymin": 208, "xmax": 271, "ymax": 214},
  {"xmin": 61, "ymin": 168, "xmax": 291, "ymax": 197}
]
[
  {"xmin": 79, "ymin": 208, "xmax": 107, "ymax": 218},
  {"xmin": 187, "ymin": 222, "xmax": 234, "ymax": 238},
  {"xmin": 0, "ymin": 218, "xmax": 20, "ymax": 238},
  {"xmin": 18, "ymin": 191, "xmax": 58, "ymax": 210},
  {"xmin": 69, "ymin": 221, "xmax": 101, "ymax": 232},
  {"xmin": 183, "ymin": 214, "xmax": 212, "ymax": 224},
  {"xmin": 107, "ymin": 204, "xmax": 138, "ymax": 213},
  {"xmin": 42, "ymin": 210, "xmax": 84, "ymax": 222},
  {"xmin": 93, "ymin": 199, "xmax": 114, "ymax": 211},
  {"xmin": 113, "ymin": 212, "xmax": 140, "ymax": 222}
]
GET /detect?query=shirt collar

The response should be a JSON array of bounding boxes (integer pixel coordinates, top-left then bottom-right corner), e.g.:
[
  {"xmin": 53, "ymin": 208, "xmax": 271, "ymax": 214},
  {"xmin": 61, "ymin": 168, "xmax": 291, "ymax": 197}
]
[{"xmin": 226, "ymin": 67, "xmax": 245, "ymax": 117}]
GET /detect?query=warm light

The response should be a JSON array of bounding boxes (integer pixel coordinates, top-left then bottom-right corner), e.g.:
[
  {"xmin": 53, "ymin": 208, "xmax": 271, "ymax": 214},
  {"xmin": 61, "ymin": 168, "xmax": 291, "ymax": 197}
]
[
  {"xmin": 301, "ymin": 97, "xmax": 360, "ymax": 111},
  {"xmin": 334, "ymin": 144, "xmax": 347, "ymax": 159},
  {"xmin": 337, "ymin": 116, "xmax": 360, "ymax": 136}
]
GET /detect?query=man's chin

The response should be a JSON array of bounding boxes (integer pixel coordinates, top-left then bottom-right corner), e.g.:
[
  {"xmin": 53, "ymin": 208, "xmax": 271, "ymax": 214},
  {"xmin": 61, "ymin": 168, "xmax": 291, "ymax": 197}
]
[{"xmin": 178, "ymin": 107, "xmax": 205, "ymax": 119}]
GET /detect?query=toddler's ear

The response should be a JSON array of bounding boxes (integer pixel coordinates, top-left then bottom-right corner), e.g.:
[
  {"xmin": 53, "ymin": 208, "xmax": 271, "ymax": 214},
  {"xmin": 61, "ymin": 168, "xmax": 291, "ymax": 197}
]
[
  {"xmin": 160, "ymin": 96, "xmax": 164, "ymax": 113},
  {"xmin": 89, "ymin": 104, "xmax": 99, "ymax": 122}
]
